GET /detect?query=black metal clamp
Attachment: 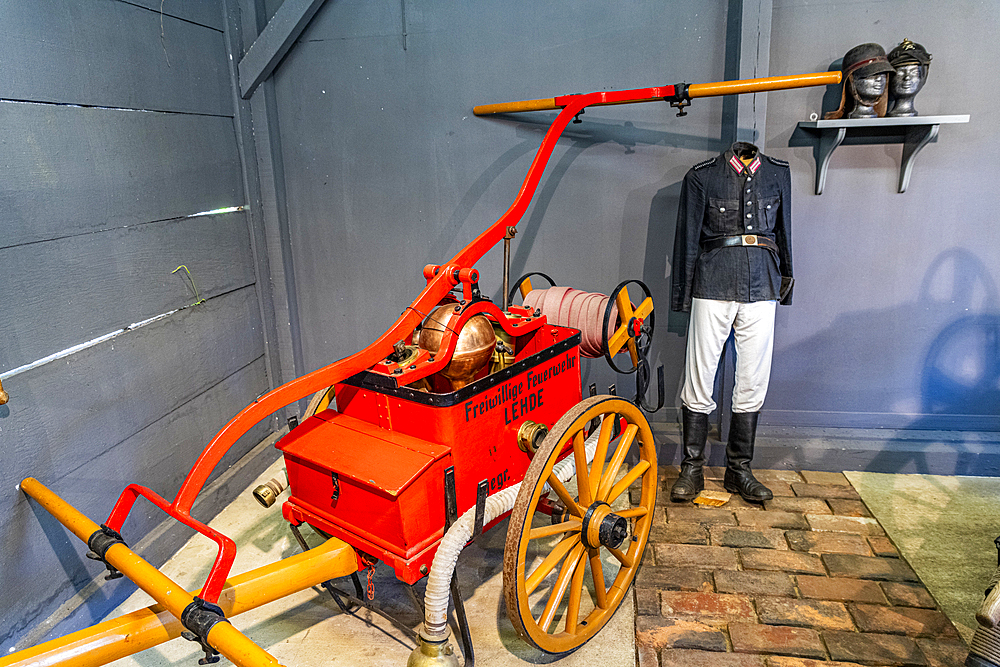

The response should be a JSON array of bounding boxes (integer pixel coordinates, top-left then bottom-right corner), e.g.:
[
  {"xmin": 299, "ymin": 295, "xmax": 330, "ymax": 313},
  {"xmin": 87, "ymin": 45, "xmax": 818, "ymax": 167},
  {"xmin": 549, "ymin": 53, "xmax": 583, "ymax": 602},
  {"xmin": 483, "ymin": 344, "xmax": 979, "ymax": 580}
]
[
  {"xmin": 473, "ymin": 480, "xmax": 489, "ymax": 539},
  {"xmin": 665, "ymin": 82, "xmax": 691, "ymax": 117},
  {"xmin": 180, "ymin": 597, "xmax": 230, "ymax": 665},
  {"xmin": 86, "ymin": 524, "xmax": 127, "ymax": 581}
]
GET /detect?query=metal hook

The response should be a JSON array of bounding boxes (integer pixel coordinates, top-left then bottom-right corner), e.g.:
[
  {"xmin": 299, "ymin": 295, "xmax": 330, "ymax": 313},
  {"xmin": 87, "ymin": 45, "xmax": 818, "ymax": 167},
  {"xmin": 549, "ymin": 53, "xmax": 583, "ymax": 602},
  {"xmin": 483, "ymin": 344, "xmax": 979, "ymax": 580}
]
[{"xmin": 634, "ymin": 353, "xmax": 664, "ymax": 413}]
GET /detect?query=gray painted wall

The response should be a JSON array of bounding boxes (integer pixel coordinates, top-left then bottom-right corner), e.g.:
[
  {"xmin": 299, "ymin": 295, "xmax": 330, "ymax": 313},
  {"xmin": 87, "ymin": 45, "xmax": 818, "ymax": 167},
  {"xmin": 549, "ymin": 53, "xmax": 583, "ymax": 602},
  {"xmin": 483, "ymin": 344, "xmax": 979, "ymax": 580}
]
[
  {"xmin": 264, "ymin": 1, "xmax": 729, "ymax": 415},
  {"xmin": 258, "ymin": 0, "xmax": 999, "ymax": 432},
  {"xmin": 0, "ymin": 0, "xmax": 277, "ymax": 651},
  {"xmin": 5, "ymin": 0, "xmax": 1000, "ymax": 652},
  {"xmin": 765, "ymin": 0, "xmax": 1000, "ymax": 435}
]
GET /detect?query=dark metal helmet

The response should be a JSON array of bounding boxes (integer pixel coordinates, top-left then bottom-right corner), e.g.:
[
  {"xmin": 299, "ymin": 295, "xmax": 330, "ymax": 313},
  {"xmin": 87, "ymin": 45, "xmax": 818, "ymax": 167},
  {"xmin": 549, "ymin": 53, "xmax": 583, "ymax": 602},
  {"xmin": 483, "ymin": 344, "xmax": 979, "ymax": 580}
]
[{"xmin": 888, "ymin": 39, "xmax": 932, "ymax": 67}]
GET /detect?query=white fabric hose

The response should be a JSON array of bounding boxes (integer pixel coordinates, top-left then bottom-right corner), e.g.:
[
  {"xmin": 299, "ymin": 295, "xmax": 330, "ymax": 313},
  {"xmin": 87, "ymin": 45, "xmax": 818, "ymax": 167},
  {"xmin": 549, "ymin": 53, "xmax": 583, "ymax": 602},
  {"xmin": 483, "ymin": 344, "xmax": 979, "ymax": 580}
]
[{"xmin": 421, "ymin": 431, "xmax": 600, "ymax": 640}]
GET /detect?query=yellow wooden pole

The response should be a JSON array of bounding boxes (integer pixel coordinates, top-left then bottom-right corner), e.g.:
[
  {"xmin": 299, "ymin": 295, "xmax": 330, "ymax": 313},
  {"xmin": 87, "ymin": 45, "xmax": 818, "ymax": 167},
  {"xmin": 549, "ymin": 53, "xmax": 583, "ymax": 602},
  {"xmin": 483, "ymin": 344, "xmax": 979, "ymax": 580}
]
[
  {"xmin": 17, "ymin": 478, "xmax": 295, "ymax": 667},
  {"xmin": 0, "ymin": 536, "xmax": 357, "ymax": 667},
  {"xmin": 473, "ymin": 97, "xmax": 558, "ymax": 115},
  {"xmin": 689, "ymin": 71, "xmax": 840, "ymax": 98},
  {"xmin": 473, "ymin": 71, "xmax": 842, "ymax": 116}
]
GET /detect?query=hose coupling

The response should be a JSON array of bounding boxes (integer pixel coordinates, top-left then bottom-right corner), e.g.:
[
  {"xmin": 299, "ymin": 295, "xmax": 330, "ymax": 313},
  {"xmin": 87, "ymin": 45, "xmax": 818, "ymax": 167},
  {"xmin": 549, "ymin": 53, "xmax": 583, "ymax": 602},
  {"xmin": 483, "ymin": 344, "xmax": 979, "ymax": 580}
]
[
  {"xmin": 407, "ymin": 631, "xmax": 460, "ymax": 667},
  {"xmin": 517, "ymin": 420, "xmax": 548, "ymax": 454},
  {"xmin": 253, "ymin": 470, "xmax": 289, "ymax": 508}
]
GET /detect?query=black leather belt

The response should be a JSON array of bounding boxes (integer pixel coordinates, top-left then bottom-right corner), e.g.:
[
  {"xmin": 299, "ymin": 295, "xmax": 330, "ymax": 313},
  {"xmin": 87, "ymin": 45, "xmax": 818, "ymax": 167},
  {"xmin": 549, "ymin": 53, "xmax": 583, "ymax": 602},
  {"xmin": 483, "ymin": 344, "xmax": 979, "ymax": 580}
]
[{"xmin": 702, "ymin": 234, "xmax": 778, "ymax": 252}]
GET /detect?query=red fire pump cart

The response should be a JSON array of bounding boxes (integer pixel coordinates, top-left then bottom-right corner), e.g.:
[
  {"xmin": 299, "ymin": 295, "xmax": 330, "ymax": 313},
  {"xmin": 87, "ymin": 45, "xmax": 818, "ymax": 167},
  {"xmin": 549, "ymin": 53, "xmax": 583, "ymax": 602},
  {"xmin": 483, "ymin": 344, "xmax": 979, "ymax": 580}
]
[{"xmin": 7, "ymin": 69, "xmax": 840, "ymax": 667}]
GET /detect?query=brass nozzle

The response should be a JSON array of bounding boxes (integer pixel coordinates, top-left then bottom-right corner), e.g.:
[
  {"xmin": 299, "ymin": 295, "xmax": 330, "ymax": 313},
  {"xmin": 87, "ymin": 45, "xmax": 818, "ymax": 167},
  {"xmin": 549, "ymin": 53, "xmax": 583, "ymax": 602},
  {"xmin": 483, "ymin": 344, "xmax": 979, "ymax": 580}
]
[
  {"xmin": 517, "ymin": 420, "xmax": 548, "ymax": 453},
  {"xmin": 0, "ymin": 378, "xmax": 8, "ymax": 405},
  {"xmin": 407, "ymin": 635, "xmax": 460, "ymax": 667},
  {"xmin": 252, "ymin": 472, "xmax": 288, "ymax": 508}
]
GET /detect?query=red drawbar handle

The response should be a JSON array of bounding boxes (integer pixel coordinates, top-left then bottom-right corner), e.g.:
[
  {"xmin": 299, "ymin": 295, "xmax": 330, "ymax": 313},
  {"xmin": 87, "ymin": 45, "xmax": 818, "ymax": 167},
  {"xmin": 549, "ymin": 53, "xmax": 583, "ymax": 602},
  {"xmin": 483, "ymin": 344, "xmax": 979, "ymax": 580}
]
[
  {"xmin": 173, "ymin": 94, "xmax": 595, "ymax": 506},
  {"xmin": 105, "ymin": 484, "xmax": 236, "ymax": 604},
  {"xmin": 102, "ymin": 77, "xmax": 797, "ymax": 591}
]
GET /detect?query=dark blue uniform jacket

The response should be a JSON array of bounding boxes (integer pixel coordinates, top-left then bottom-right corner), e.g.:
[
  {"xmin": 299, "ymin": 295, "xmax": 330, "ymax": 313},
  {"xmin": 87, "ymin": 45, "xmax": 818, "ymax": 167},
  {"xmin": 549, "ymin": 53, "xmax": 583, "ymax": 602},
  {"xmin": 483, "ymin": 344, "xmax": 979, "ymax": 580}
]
[{"xmin": 671, "ymin": 142, "xmax": 793, "ymax": 313}]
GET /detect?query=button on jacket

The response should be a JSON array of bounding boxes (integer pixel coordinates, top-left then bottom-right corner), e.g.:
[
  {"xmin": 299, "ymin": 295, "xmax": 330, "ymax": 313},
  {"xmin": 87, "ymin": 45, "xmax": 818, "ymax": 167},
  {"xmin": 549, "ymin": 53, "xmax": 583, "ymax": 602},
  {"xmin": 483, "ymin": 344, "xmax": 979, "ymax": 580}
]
[{"xmin": 671, "ymin": 142, "xmax": 793, "ymax": 313}]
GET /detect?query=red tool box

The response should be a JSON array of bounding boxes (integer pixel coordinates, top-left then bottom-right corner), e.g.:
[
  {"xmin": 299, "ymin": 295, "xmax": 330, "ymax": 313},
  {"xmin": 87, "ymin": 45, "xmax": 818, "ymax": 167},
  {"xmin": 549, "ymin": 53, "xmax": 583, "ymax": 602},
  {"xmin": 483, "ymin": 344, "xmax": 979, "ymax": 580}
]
[{"xmin": 280, "ymin": 323, "xmax": 582, "ymax": 582}]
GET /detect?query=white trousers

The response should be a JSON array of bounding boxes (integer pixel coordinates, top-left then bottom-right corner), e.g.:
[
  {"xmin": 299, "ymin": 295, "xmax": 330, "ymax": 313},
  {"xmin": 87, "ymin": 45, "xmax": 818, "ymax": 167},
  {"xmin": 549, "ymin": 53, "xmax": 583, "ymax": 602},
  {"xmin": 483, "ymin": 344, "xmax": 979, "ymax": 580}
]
[{"xmin": 680, "ymin": 298, "xmax": 777, "ymax": 414}]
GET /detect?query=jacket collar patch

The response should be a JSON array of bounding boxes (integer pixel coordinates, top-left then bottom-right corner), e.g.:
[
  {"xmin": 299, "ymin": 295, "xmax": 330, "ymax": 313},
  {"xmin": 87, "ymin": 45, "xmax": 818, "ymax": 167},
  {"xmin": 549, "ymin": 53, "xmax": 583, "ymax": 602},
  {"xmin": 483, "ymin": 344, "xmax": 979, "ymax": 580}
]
[
  {"xmin": 728, "ymin": 155, "xmax": 745, "ymax": 174},
  {"xmin": 729, "ymin": 154, "xmax": 762, "ymax": 175}
]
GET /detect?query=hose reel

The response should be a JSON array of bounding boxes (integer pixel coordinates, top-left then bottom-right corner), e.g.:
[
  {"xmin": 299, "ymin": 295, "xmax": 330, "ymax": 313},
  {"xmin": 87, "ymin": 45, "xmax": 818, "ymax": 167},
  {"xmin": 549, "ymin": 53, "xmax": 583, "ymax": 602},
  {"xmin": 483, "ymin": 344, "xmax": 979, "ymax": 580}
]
[
  {"xmin": 507, "ymin": 272, "xmax": 556, "ymax": 309},
  {"xmin": 510, "ymin": 275, "xmax": 663, "ymax": 412}
]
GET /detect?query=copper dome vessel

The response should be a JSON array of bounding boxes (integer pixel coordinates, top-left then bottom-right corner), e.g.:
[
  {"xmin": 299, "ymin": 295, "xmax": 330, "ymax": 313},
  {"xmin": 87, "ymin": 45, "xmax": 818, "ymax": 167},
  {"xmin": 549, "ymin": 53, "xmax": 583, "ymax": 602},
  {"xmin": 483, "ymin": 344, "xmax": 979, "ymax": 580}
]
[{"xmin": 418, "ymin": 305, "xmax": 497, "ymax": 390}]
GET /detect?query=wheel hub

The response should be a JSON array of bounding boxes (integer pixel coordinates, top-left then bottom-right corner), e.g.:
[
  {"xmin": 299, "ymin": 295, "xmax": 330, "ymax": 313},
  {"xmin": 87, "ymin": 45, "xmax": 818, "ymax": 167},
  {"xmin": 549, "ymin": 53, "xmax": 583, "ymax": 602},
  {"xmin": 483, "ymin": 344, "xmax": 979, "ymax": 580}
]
[{"xmin": 581, "ymin": 501, "xmax": 628, "ymax": 550}]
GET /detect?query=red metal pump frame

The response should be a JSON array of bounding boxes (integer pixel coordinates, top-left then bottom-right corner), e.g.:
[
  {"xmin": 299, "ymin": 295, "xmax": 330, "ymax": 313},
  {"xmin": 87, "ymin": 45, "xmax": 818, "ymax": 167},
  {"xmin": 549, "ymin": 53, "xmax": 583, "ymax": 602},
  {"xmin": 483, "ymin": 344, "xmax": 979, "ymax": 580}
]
[{"xmin": 96, "ymin": 73, "xmax": 840, "ymax": 605}]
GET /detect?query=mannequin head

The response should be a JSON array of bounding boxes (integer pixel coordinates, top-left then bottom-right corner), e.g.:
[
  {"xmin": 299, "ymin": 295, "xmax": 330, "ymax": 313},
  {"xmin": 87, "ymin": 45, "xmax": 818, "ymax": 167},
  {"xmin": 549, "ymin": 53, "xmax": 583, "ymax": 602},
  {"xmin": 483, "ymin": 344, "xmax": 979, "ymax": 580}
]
[
  {"xmin": 848, "ymin": 72, "xmax": 888, "ymax": 118},
  {"xmin": 887, "ymin": 39, "xmax": 932, "ymax": 117},
  {"xmin": 824, "ymin": 43, "xmax": 895, "ymax": 120}
]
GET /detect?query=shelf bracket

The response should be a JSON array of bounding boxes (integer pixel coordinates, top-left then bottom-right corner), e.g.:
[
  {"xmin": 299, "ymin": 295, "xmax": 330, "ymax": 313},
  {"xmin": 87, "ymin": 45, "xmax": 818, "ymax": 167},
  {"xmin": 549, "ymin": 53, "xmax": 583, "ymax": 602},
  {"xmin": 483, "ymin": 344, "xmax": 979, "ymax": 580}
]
[
  {"xmin": 899, "ymin": 124, "xmax": 939, "ymax": 193},
  {"xmin": 814, "ymin": 127, "xmax": 846, "ymax": 196},
  {"xmin": 796, "ymin": 115, "xmax": 968, "ymax": 195}
]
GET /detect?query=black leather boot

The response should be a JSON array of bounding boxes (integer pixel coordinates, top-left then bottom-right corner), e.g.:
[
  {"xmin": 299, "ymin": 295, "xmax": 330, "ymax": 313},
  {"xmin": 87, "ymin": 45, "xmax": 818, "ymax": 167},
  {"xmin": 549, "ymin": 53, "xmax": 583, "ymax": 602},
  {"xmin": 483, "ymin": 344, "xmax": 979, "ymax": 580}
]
[
  {"xmin": 670, "ymin": 406, "xmax": 709, "ymax": 502},
  {"xmin": 723, "ymin": 411, "xmax": 772, "ymax": 503}
]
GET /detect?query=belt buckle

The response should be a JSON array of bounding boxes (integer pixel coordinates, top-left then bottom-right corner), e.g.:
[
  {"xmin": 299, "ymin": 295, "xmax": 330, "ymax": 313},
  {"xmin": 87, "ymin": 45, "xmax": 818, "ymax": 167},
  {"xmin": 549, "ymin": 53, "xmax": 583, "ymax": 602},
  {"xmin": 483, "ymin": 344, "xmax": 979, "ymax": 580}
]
[{"xmin": 742, "ymin": 234, "xmax": 757, "ymax": 246}]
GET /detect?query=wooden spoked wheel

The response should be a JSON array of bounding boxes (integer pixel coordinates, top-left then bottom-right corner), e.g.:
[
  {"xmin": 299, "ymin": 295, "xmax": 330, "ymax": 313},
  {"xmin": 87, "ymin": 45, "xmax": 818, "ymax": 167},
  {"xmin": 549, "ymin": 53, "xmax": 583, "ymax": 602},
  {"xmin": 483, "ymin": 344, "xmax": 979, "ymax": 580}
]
[
  {"xmin": 503, "ymin": 395, "xmax": 657, "ymax": 654},
  {"xmin": 304, "ymin": 385, "xmax": 336, "ymax": 418}
]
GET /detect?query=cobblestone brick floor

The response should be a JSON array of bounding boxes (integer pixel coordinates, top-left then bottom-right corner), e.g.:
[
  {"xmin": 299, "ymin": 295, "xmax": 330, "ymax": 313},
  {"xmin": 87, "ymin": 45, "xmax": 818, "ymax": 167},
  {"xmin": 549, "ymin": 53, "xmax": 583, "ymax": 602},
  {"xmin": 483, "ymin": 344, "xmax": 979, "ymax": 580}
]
[{"xmin": 632, "ymin": 467, "xmax": 969, "ymax": 667}]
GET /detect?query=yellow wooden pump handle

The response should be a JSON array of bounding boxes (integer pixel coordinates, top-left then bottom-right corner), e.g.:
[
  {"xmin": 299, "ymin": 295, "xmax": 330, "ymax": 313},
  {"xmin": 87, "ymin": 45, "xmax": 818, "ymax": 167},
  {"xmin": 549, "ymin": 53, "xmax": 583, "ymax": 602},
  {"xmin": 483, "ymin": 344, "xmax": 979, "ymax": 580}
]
[
  {"xmin": 473, "ymin": 70, "xmax": 841, "ymax": 116},
  {"xmin": 689, "ymin": 71, "xmax": 841, "ymax": 98}
]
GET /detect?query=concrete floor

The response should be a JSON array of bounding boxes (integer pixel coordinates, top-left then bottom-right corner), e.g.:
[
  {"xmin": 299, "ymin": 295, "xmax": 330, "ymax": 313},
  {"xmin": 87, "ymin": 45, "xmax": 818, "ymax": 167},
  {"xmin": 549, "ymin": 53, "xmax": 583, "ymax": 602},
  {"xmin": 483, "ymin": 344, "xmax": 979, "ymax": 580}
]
[
  {"xmin": 109, "ymin": 456, "xmax": 636, "ymax": 667},
  {"xmin": 100, "ymin": 447, "xmax": 1000, "ymax": 666}
]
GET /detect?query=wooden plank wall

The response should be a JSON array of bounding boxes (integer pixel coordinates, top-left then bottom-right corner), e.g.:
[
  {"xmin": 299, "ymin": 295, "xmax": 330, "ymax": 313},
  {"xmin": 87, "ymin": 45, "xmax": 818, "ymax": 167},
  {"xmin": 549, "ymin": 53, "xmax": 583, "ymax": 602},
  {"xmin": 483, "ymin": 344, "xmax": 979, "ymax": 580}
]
[{"xmin": 0, "ymin": 0, "xmax": 275, "ymax": 649}]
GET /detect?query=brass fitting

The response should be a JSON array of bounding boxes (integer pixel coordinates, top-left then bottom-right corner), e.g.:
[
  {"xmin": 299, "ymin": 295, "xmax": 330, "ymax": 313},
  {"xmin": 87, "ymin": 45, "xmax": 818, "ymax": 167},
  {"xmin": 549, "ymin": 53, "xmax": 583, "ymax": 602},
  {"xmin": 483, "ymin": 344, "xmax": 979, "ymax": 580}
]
[
  {"xmin": 252, "ymin": 470, "xmax": 289, "ymax": 508},
  {"xmin": 517, "ymin": 420, "xmax": 548, "ymax": 454},
  {"xmin": 0, "ymin": 378, "xmax": 7, "ymax": 405},
  {"xmin": 490, "ymin": 325, "xmax": 515, "ymax": 374},
  {"xmin": 406, "ymin": 635, "xmax": 460, "ymax": 667}
]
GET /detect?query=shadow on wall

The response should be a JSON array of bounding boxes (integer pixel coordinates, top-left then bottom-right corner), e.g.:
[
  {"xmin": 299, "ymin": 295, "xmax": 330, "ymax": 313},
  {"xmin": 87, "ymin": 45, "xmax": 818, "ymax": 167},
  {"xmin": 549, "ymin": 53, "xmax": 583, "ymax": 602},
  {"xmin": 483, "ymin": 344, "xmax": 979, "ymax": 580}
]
[
  {"xmin": 864, "ymin": 308, "xmax": 1000, "ymax": 475},
  {"xmin": 772, "ymin": 248, "xmax": 1000, "ymax": 474},
  {"xmin": 426, "ymin": 113, "xmax": 720, "ymax": 304},
  {"xmin": 644, "ymin": 182, "xmax": 687, "ymax": 337},
  {"xmin": 440, "ymin": 114, "xmax": 717, "ymax": 409},
  {"xmin": 638, "ymin": 181, "xmax": 692, "ymax": 425},
  {"xmin": 500, "ymin": 114, "xmax": 724, "ymax": 296}
]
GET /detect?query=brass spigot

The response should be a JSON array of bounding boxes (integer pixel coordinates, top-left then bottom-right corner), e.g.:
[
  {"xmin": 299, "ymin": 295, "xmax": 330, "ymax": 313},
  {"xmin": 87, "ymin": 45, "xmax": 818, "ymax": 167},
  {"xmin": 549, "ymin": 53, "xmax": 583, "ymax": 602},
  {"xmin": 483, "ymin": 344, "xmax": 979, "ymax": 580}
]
[
  {"xmin": 0, "ymin": 378, "xmax": 8, "ymax": 405},
  {"xmin": 407, "ymin": 634, "xmax": 460, "ymax": 667},
  {"xmin": 252, "ymin": 470, "xmax": 289, "ymax": 508},
  {"xmin": 517, "ymin": 420, "xmax": 548, "ymax": 454}
]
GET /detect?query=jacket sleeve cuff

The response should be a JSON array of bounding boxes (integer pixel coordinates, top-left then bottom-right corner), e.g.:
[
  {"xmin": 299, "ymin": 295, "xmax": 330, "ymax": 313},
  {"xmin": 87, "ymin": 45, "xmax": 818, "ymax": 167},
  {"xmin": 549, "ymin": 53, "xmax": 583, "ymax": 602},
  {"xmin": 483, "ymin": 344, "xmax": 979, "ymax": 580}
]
[{"xmin": 779, "ymin": 276, "xmax": 794, "ymax": 305}]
